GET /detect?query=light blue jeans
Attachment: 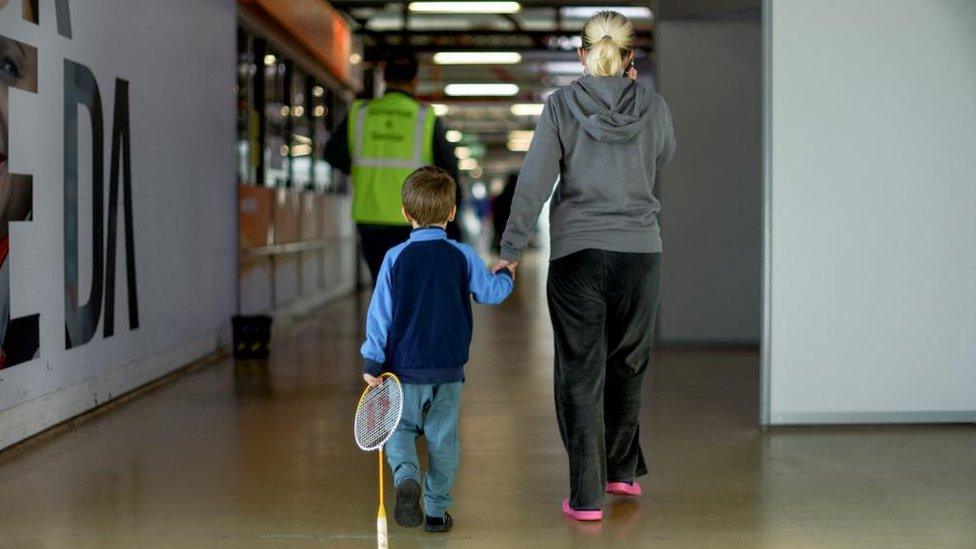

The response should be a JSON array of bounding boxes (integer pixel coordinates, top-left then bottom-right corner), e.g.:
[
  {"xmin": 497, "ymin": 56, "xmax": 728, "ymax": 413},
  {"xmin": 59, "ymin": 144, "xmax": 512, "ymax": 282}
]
[{"xmin": 385, "ymin": 382, "xmax": 462, "ymax": 519}]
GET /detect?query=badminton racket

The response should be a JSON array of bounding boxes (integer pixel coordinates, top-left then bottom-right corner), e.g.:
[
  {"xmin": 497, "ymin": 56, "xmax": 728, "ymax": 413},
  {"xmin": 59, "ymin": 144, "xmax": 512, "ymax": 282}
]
[{"xmin": 354, "ymin": 372, "xmax": 404, "ymax": 549}]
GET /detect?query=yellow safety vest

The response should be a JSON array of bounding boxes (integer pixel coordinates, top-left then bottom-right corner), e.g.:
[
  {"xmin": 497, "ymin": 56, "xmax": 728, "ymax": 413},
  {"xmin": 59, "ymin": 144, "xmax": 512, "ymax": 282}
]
[{"xmin": 348, "ymin": 92, "xmax": 436, "ymax": 225}]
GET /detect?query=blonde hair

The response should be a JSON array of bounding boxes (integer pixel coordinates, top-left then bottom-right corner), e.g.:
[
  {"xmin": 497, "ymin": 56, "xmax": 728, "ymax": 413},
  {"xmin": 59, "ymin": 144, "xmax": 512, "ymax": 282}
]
[{"xmin": 581, "ymin": 11, "xmax": 634, "ymax": 77}]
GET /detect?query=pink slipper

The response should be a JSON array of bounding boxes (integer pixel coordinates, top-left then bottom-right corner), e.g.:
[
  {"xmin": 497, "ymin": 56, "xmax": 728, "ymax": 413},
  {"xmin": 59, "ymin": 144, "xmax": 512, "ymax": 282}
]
[
  {"xmin": 606, "ymin": 481, "xmax": 642, "ymax": 497},
  {"xmin": 562, "ymin": 499, "xmax": 603, "ymax": 522}
]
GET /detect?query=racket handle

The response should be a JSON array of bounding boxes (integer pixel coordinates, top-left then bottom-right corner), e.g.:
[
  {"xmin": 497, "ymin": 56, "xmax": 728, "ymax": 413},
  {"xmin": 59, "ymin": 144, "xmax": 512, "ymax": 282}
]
[{"xmin": 377, "ymin": 516, "xmax": 388, "ymax": 549}]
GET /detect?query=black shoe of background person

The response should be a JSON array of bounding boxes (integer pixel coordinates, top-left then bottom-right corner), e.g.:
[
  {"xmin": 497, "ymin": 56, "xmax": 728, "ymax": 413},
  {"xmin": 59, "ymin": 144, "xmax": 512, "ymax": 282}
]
[
  {"xmin": 394, "ymin": 479, "xmax": 423, "ymax": 527},
  {"xmin": 424, "ymin": 511, "xmax": 453, "ymax": 533}
]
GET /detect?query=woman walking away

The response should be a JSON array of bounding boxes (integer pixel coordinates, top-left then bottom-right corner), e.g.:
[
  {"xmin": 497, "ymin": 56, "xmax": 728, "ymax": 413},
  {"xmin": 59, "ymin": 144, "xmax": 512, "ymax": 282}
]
[{"xmin": 493, "ymin": 11, "xmax": 676, "ymax": 521}]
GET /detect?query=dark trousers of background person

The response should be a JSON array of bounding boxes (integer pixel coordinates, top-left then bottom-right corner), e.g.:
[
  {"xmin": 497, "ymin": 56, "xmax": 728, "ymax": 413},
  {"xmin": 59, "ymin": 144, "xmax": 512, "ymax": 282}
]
[
  {"xmin": 546, "ymin": 249, "xmax": 662, "ymax": 510},
  {"xmin": 358, "ymin": 223, "xmax": 462, "ymax": 283}
]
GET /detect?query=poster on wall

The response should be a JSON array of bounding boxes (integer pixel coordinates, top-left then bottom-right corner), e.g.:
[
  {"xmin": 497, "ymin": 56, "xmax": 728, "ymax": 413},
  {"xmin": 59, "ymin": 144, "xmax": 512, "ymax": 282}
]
[
  {"xmin": 0, "ymin": 0, "xmax": 236, "ymax": 448},
  {"xmin": 1, "ymin": 0, "xmax": 139, "ymax": 371}
]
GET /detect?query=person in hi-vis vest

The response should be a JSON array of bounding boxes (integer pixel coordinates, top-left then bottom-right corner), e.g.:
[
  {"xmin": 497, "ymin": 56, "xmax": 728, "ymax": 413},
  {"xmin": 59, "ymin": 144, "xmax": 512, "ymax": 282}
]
[{"xmin": 324, "ymin": 51, "xmax": 461, "ymax": 282}]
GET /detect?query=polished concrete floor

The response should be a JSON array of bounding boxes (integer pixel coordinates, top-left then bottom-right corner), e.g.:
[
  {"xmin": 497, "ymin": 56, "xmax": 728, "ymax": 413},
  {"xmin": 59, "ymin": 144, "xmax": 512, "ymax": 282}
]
[{"xmin": 0, "ymin": 259, "xmax": 974, "ymax": 548}]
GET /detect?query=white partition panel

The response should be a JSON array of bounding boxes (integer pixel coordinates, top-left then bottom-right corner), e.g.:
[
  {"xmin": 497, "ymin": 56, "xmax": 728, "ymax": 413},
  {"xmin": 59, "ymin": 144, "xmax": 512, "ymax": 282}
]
[{"xmin": 766, "ymin": 0, "xmax": 976, "ymax": 424}]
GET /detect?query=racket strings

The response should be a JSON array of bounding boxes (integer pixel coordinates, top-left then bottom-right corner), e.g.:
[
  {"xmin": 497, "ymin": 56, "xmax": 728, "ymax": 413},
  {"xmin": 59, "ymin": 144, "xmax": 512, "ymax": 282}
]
[{"xmin": 354, "ymin": 380, "xmax": 404, "ymax": 450}]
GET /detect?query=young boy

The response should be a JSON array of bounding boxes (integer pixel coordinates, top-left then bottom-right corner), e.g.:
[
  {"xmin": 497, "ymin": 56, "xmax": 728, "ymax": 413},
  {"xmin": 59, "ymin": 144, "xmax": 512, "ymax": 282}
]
[{"xmin": 360, "ymin": 166, "xmax": 515, "ymax": 533}]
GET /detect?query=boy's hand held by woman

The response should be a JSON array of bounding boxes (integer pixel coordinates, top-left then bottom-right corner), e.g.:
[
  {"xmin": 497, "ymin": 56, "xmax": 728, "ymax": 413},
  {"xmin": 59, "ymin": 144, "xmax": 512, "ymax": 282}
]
[{"xmin": 492, "ymin": 260, "xmax": 519, "ymax": 277}]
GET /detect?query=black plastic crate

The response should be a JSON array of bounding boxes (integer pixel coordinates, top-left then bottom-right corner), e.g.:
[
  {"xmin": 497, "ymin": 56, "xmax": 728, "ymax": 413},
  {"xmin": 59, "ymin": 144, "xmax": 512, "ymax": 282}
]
[{"xmin": 232, "ymin": 315, "xmax": 272, "ymax": 359}]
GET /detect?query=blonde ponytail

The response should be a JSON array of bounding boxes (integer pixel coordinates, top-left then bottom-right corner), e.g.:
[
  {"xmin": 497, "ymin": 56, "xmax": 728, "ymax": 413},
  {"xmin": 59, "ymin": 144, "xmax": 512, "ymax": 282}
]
[{"xmin": 581, "ymin": 11, "xmax": 634, "ymax": 77}]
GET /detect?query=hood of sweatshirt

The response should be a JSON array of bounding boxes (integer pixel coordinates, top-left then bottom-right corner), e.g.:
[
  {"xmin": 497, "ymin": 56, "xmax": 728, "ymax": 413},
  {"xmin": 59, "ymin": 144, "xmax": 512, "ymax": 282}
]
[{"xmin": 565, "ymin": 75, "xmax": 650, "ymax": 143}]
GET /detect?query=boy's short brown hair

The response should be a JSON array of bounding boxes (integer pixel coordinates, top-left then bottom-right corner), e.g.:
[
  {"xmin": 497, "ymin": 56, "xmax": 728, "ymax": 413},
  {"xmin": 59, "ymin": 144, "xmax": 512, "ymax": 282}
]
[{"xmin": 402, "ymin": 166, "xmax": 456, "ymax": 226}]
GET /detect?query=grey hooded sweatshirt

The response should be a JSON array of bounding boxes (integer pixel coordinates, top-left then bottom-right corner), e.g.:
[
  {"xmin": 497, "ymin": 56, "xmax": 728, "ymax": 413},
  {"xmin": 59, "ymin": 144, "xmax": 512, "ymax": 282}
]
[{"xmin": 499, "ymin": 75, "xmax": 676, "ymax": 262}]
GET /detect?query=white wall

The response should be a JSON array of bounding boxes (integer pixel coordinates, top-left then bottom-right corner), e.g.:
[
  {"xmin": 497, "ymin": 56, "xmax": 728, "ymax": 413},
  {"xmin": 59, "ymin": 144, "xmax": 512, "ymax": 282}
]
[
  {"xmin": 0, "ymin": 0, "xmax": 237, "ymax": 448},
  {"xmin": 656, "ymin": 20, "xmax": 763, "ymax": 344},
  {"xmin": 766, "ymin": 0, "xmax": 976, "ymax": 424}
]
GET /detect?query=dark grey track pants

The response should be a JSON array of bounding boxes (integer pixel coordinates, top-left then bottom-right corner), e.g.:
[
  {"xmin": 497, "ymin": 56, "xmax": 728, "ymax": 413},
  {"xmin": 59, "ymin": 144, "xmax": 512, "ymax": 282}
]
[{"xmin": 547, "ymin": 249, "xmax": 662, "ymax": 510}]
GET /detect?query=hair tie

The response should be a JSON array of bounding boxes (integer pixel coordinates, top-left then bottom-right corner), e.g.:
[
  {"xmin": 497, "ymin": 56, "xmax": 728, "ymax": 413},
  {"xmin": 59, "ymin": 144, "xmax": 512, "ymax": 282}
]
[{"xmin": 601, "ymin": 35, "xmax": 613, "ymax": 41}]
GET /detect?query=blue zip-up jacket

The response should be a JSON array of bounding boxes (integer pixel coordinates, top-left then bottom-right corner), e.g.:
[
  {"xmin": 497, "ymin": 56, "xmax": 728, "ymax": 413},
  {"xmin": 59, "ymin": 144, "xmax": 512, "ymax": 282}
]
[{"xmin": 361, "ymin": 227, "xmax": 514, "ymax": 384}]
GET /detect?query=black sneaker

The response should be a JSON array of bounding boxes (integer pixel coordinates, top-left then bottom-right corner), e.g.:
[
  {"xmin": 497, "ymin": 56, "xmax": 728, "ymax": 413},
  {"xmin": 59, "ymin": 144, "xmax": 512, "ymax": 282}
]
[
  {"xmin": 424, "ymin": 511, "xmax": 453, "ymax": 533},
  {"xmin": 394, "ymin": 479, "xmax": 423, "ymax": 527}
]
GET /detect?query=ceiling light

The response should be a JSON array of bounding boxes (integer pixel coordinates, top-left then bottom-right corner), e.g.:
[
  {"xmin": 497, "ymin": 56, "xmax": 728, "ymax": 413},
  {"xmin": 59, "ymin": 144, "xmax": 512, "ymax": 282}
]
[
  {"xmin": 543, "ymin": 61, "xmax": 583, "ymax": 75},
  {"xmin": 264, "ymin": 54, "xmax": 277, "ymax": 66},
  {"xmin": 313, "ymin": 105, "xmax": 326, "ymax": 117},
  {"xmin": 549, "ymin": 75, "xmax": 579, "ymax": 87},
  {"xmin": 459, "ymin": 158, "xmax": 479, "ymax": 171},
  {"xmin": 455, "ymin": 146, "xmax": 472, "ymax": 159},
  {"xmin": 312, "ymin": 86, "xmax": 324, "ymax": 98},
  {"xmin": 291, "ymin": 144, "xmax": 312, "ymax": 157},
  {"xmin": 445, "ymin": 83, "xmax": 519, "ymax": 97},
  {"xmin": 561, "ymin": 7, "xmax": 652, "ymax": 20},
  {"xmin": 446, "ymin": 130, "xmax": 463, "ymax": 143},
  {"xmin": 349, "ymin": 53, "xmax": 362, "ymax": 65},
  {"xmin": 507, "ymin": 131, "xmax": 534, "ymax": 152},
  {"xmin": 432, "ymin": 103, "xmax": 450, "ymax": 116},
  {"xmin": 433, "ymin": 52, "xmax": 522, "ymax": 65},
  {"xmin": 410, "ymin": 2, "xmax": 520, "ymax": 14},
  {"xmin": 510, "ymin": 103, "xmax": 545, "ymax": 116}
]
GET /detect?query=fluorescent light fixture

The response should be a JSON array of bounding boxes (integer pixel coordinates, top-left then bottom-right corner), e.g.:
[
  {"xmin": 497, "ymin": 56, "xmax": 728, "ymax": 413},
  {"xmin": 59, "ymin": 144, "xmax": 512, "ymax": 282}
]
[
  {"xmin": 410, "ymin": 2, "xmax": 520, "ymax": 14},
  {"xmin": 291, "ymin": 144, "xmax": 313, "ymax": 157},
  {"xmin": 507, "ymin": 130, "xmax": 534, "ymax": 152},
  {"xmin": 433, "ymin": 52, "xmax": 522, "ymax": 65},
  {"xmin": 455, "ymin": 146, "xmax": 473, "ymax": 159},
  {"xmin": 561, "ymin": 7, "xmax": 652, "ymax": 19},
  {"xmin": 445, "ymin": 83, "xmax": 519, "ymax": 97},
  {"xmin": 459, "ymin": 158, "xmax": 479, "ymax": 171},
  {"xmin": 264, "ymin": 54, "xmax": 277, "ymax": 66},
  {"xmin": 431, "ymin": 103, "xmax": 450, "ymax": 116},
  {"xmin": 510, "ymin": 103, "xmax": 545, "ymax": 116},
  {"xmin": 446, "ymin": 130, "xmax": 463, "ymax": 143},
  {"xmin": 550, "ymin": 75, "xmax": 580, "ymax": 87},
  {"xmin": 543, "ymin": 61, "xmax": 583, "ymax": 75}
]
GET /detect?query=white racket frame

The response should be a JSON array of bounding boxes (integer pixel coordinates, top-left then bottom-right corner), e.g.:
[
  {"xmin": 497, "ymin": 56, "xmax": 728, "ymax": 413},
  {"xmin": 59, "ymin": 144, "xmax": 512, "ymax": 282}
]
[
  {"xmin": 353, "ymin": 372, "xmax": 404, "ymax": 549},
  {"xmin": 354, "ymin": 372, "xmax": 404, "ymax": 451}
]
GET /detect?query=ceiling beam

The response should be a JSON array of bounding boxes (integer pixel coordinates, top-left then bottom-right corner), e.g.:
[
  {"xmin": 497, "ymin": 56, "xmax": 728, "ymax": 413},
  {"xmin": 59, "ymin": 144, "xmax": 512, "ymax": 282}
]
[
  {"xmin": 330, "ymin": 1, "xmax": 653, "ymax": 8},
  {"xmin": 362, "ymin": 29, "xmax": 653, "ymax": 60}
]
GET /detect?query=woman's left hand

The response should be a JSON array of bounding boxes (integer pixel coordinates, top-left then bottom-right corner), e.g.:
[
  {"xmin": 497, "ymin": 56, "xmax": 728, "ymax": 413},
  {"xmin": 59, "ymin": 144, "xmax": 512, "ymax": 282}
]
[{"xmin": 493, "ymin": 260, "xmax": 519, "ymax": 276}]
